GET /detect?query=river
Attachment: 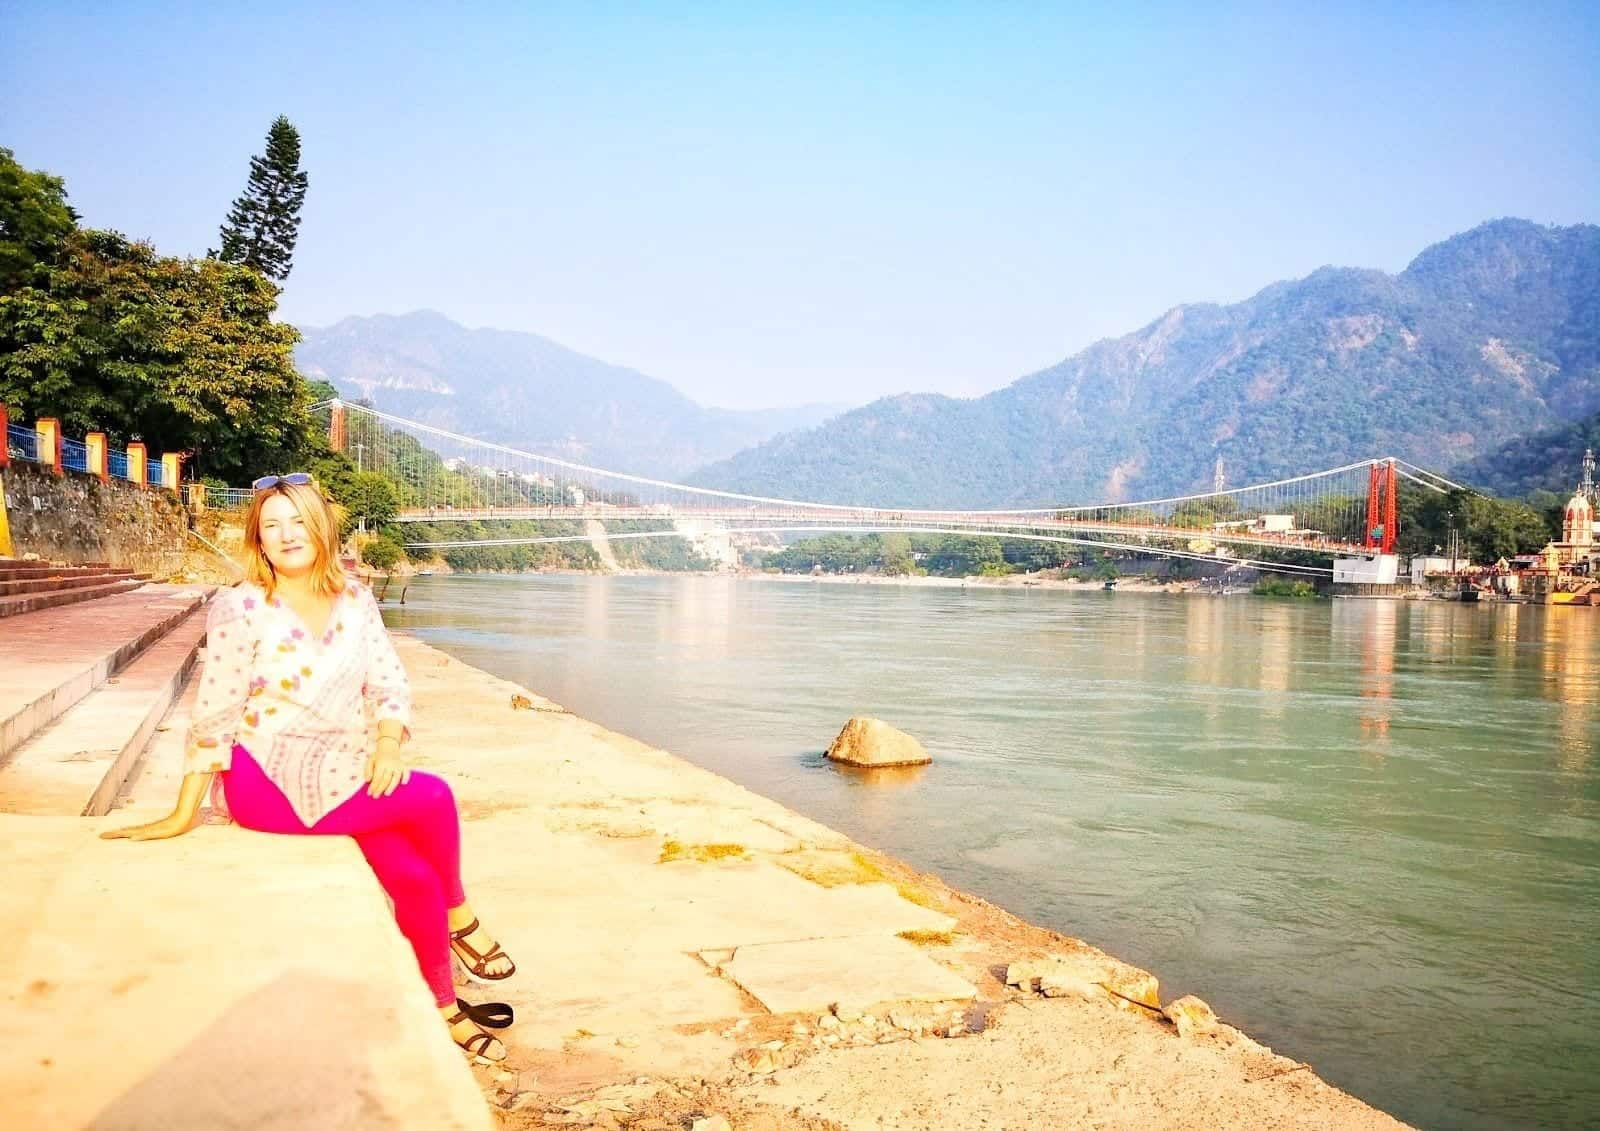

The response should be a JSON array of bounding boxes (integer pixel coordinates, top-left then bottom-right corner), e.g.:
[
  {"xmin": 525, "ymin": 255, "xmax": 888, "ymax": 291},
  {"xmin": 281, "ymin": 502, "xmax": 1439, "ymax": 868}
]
[{"xmin": 385, "ymin": 574, "xmax": 1598, "ymax": 1130}]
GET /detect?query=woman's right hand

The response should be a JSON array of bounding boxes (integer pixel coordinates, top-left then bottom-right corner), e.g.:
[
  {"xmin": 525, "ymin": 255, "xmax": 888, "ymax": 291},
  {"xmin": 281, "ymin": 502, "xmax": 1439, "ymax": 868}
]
[{"xmin": 100, "ymin": 811, "xmax": 197, "ymax": 841}]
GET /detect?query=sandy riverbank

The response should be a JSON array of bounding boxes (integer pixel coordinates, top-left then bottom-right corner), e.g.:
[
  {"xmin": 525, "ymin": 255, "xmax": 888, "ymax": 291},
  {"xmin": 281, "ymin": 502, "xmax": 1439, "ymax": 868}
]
[{"xmin": 370, "ymin": 633, "xmax": 1405, "ymax": 1130}]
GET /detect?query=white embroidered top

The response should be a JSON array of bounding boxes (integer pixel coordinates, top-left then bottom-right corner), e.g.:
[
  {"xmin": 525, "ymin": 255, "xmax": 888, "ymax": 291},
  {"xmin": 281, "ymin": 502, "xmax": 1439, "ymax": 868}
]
[{"xmin": 185, "ymin": 580, "xmax": 412, "ymax": 827}]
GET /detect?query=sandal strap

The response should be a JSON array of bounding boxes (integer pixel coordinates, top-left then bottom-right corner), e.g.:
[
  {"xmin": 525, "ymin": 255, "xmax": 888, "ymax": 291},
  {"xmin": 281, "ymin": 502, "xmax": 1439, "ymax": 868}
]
[
  {"xmin": 450, "ymin": 933, "xmax": 514, "ymax": 974},
  {"xmin": 462, "ymin": 1032, "xmax": 498, "ymax": 1056},
  {"xmin": 448, "ymin": 916, "xmax": 481, "ymax": 942},
  {"xmin": 456, "ymin": 997, "xmax": 515, "ymax": 1029}
]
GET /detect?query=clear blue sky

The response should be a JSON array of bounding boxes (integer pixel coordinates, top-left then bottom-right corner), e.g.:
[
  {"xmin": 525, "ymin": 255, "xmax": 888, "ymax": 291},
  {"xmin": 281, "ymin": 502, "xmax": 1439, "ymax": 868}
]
[{"xmin": 3, "ymin": 1, "xmax": 1596, "ymax": 410}]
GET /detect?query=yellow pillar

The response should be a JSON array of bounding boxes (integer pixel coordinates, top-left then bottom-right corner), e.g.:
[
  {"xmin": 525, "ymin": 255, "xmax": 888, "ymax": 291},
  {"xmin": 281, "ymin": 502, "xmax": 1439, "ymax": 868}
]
[
  {"xmin": 161, "ymin": 452, "xmax": 183, "ymax": 492},
  {"xmin": 0, "ymin": 471, "xmax": 12, "ymax": 556},
  {"xmin": 186, "ymin": 482, "xmax": 206, "ymax": 512},
  {"xmin": 127, "ymin": 442, "xmax": 147, "ymax": 487},
  {"xmin": 86, "ymin": 432, "xmax": 109, "ymax": 483},
  {"xmin": 37, "ymin": 418, "xmax": 62, "ymax": 475}
]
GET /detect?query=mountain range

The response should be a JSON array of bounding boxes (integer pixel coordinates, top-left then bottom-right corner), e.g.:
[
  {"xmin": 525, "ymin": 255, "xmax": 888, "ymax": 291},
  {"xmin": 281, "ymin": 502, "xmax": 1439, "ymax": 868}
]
[
  {"xmin": 297, "ymin": 219, "xmax": 1598, "ymax": 507},
  {"xmin": 689, "ymin": 218, "xmax": 1600, "ymax": 505},
  {"xmin": 294, "ymin": 311, "xmax": 847, "ymax": 478}
]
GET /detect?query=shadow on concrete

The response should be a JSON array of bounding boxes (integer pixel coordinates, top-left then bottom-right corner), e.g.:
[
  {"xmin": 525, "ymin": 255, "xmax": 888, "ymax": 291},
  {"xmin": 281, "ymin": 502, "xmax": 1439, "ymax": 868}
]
[{"xmin": 88, "ymin": 971, "xmax": 429, "ymax": 1131}]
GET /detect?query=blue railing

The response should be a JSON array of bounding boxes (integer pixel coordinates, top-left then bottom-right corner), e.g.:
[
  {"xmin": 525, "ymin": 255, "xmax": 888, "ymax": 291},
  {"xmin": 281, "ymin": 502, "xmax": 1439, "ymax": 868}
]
[
  {"xmin": 62, "ymin": 437, "xmax": 89, "ymax": 473},
  {"xmin": 3, "ymin": 419, "xmax": 177, "ymax": 491},
  {"xmin": 7, "ymin": 424, "xmax": 38, "ymax": 462}
]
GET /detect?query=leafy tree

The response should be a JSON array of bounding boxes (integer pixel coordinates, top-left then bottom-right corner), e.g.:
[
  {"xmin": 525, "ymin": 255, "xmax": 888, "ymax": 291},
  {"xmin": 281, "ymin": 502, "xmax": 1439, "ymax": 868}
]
[
  {"xmin": 879, "ymin": 532, "xmax": 916, "ymax": 575},
  {"xmin": 215, "ymin": 116, "xmax": 308, "ymax": 281},
  {"xmin": 360, "ymin": 535, "xmax": 404, "ymax": 570},
  {"xmin": 0, "ymin": 147, "xmax": 76, "ymax": 291},
  {"xmin": 1396, "ymin": 486, "xmax": 1553, "ymax": 562},
  {"xmin": 0, "ymin": 228, "xmax": 309, "ymax": 481},
  {"xmin": 343, "ymin": 471, "xmax": 401, "ymax": 528}
]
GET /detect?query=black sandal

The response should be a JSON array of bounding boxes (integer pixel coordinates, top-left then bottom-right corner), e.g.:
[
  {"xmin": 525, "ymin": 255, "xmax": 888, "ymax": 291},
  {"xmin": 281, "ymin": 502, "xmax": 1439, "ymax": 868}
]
[
  {"xmin": 456, "ymin": 996, "xmax": 514, "ymax": 1029},
  {"xmin": 449, "ymin": 917, "xmax": 517, "ymax": 983}
]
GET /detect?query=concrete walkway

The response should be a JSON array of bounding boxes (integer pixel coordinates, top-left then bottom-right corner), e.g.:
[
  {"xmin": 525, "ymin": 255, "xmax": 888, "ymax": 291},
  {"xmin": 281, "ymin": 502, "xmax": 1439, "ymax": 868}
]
[{"xmin": 115, "ymin": 636, "xmax": 984, "ymax": 1080}]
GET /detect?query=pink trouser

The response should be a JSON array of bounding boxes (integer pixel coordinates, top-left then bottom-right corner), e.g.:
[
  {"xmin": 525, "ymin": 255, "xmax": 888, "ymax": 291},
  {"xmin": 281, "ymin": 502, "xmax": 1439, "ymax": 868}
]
[{"xmin": 222, "ymin": 745, "xmax": 466, "ymax": 1006}]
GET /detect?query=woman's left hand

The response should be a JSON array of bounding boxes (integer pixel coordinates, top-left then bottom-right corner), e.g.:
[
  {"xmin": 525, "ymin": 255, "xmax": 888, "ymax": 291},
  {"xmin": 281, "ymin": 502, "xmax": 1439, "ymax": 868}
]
[{"xmin": 365, "ymin": 740, "xmax": 411, "ymax": 798}]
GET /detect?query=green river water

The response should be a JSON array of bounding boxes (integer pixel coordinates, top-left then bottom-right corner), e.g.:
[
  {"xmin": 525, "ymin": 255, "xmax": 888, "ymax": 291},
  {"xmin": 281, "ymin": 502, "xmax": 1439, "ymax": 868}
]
[{"xmin": 386, "ymin": 575, "xmax": 1598, "ymax": 1130}]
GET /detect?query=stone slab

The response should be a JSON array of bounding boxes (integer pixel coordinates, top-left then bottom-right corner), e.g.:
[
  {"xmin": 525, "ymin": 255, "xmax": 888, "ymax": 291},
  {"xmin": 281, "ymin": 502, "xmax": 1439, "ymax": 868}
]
[
  {"xmin": 0, "ymin": 815, "xmax": 492, "ymax": 1131},
  {"xmin": 720, "ymin": 934, "xmax": 977, "ymax": 1015}
]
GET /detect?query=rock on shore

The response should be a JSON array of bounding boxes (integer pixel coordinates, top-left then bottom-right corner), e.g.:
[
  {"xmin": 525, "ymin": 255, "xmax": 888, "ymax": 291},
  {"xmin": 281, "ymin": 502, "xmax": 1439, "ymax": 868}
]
[{"xmin": 825, "ymin": 717, "xmax": 932, "ymax": 767}]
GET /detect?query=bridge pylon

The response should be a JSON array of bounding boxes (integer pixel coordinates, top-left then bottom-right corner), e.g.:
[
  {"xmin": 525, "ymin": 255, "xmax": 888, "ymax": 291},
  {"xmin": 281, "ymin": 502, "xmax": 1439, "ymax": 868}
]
[
  {"xmin": 328, "ymin": 401, "xmax": 346, "ymax": 454},
  {"xmin": 1364, "ymin": 459, "xmax": 1398, "ymax": 554}
]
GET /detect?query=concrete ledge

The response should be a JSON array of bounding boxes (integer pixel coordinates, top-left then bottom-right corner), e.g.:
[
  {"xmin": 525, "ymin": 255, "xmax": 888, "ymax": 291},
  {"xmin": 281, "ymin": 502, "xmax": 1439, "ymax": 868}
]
[{"xmin": 0, "ymin": 816, "xmax": 492, "ymax": 1131}]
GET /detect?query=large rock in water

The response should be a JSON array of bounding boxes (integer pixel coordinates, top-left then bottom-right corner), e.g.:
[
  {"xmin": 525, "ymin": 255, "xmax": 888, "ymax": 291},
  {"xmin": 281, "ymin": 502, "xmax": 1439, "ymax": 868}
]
[{"xmin": 826, "ymin": 717, "xmax": 931, "ymax": 767}]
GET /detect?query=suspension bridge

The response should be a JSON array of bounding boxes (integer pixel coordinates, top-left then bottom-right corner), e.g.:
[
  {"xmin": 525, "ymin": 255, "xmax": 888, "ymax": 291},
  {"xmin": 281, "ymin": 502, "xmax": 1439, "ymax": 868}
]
[{"xmin": 314, "ymin": 400, "xmax": 1465, "ymax": 577}]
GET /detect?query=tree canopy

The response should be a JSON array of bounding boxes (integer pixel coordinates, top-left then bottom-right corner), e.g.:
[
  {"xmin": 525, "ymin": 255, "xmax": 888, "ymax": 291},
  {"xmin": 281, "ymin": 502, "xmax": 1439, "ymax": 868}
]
[{"xmin": 0, "ymin": 148, "xmax": 314, "ymax": 483}]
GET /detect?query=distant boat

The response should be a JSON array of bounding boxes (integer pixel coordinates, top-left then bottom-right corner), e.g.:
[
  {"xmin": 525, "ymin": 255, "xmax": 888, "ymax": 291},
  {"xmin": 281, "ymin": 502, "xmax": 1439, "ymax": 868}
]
[
  {"xmin": 1103, "ymin": 578, "xmax": 1118, "ymax": 591},
  {"xmin": 415, "ymin": 569, "xmax": 436, "ymax": 577}
]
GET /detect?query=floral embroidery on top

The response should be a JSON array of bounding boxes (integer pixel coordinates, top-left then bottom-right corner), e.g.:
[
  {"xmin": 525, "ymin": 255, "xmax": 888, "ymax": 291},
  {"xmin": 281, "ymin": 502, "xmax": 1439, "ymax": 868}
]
[{"xmin": 182, "ymin": 581, "xmax": 412, "ymax": 827}]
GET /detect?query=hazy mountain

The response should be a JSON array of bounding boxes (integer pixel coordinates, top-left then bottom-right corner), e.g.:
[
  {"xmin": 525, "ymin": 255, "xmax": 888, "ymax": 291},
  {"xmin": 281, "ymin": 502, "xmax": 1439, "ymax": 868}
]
[
  {"xmin": 690, "ymin": 219, "xmax": 1600, "ymax": 506},
  {"xmin": 294, "ymin": 311, "xmax": 848, "ymax": 478},
  {"xmin": 1452, "ymin": 408, "xmax": 1600, "ymax": 499}
]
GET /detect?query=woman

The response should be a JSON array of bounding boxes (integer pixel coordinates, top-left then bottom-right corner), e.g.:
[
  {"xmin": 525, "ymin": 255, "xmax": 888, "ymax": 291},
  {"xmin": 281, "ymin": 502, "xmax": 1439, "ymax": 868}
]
[{"xmin": 104, "ymin": 473, "xmax": 516, "ymax": 1064}]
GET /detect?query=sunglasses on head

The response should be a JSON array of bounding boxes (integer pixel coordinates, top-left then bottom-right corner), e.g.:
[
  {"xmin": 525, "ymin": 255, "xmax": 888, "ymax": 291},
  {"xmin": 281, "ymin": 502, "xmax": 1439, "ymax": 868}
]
[{"xmin": 251, "ymin": 472, "xmax": 313, "ymax": 491}]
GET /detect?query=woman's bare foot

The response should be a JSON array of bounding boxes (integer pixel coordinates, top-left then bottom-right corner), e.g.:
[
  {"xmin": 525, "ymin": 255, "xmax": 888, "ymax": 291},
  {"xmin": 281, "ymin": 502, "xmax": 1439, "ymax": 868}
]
[
  {"xmin": 447, "ymin": 902, "xmax": 515, "ymax": 979},
  {"xmin": 439, "ymin": 1003, "xmax": 506, "ymax": 1063}
]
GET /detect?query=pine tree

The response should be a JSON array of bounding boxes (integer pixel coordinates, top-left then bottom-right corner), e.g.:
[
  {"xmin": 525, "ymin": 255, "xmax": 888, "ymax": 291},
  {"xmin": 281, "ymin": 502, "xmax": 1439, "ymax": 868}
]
[{"xmin": 215, "ymin": 116, "xmax": 308, "ymax": 281}]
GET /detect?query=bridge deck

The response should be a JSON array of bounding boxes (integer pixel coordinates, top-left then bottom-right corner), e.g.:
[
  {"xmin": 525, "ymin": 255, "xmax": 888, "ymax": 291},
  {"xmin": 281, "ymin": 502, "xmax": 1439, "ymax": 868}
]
[{"xmin": 391, "ymin": 506, "xmax": 1370, "ymax": 556}]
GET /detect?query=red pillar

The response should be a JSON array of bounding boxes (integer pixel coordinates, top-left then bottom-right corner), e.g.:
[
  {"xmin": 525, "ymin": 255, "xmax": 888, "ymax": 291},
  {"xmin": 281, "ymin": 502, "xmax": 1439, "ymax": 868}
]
[
  {"xmin": 329, "ymin": 402, "xmax": 346, "ymax": 453},
  {"xmin": 1383, "ymin": 458, "xmax": 1398, "ymax": 554},
  {"xmin": 0, "ymin": 403, "xmax": 9, "ymax": 470},
  {"xmin": 1365, "ymin": 463, "xmax": 1382, "ymax": 549},
  {"xmin": 1364, "ymin": 460, "xmax": 1399, "ymax": 553}
]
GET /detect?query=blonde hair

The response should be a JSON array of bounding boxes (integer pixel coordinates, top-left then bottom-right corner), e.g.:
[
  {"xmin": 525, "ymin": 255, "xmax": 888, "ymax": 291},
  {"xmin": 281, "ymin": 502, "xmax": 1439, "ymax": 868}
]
[{"xmin": 243, "ymin": 479, "xmax": 348, "ymax": 598}]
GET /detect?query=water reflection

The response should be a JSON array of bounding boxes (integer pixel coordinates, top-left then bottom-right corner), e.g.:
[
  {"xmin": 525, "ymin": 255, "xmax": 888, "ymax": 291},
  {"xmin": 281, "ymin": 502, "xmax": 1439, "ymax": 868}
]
[
  {"xmin": 827, "ymin": 760, "xmax": 928, "ymax": 789},
  {"xmin": 1258, "ymin": 602, "xmax": 1293, "ymax": 722},
  {"xmin": 1541, "ymin": 610, "xmax": 1597, "ymax": 778},
  {"xmin": 1330, "ymin": 600, "xmax": 1397, "ymax": 752}
]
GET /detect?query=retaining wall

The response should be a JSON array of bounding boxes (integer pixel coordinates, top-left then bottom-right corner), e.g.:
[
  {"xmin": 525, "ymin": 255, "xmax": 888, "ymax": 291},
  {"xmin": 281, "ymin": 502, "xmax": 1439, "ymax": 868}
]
[{"xmin": 1, "ymin": 462, "xmax": 186, "ymax": 576}]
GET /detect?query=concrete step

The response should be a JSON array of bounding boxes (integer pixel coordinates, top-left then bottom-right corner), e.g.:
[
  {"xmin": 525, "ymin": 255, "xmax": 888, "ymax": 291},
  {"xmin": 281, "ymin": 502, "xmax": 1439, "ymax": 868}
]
[
  {"xmin": 0, "ymin": 607, "xmax": 208, "ymax": 816},
  {"xmin": 0, "ymin": 584, "xmax": 213, "ymax": 762},
  {"xmin": 0, "ymin": 571, "xmax": 140, "ymax": 597},
  {"xmin": 0, "ymin": 577, "xmax": 147, "ymax": 619},
  {"xmin": 111, "ymin": 658, "xmax": 202, "ymax": 810},
  {"xmin": 0, "ymin": 563, "xmax": 114, "ymax": 579},
  {"xmin": 0, "ymin": 564, "xmax": 136, "ymax": 581}
]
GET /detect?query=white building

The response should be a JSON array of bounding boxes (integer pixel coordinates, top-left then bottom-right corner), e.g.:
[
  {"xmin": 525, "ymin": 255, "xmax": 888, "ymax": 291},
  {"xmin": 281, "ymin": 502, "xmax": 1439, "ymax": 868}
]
[{"xmin": 1334, "ymin": 554, "xmax": 1399, "ymax": 585}]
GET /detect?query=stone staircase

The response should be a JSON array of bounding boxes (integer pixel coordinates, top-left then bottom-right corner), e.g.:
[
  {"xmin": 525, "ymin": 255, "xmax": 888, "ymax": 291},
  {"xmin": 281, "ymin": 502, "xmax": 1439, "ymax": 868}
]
[
  {"xmin": 0, "ymin": 561, "xmax": 215, "ymax": 816},
  {"xmin": 0, "ymin": 558, "xmax": 150, "ymax": 618}
]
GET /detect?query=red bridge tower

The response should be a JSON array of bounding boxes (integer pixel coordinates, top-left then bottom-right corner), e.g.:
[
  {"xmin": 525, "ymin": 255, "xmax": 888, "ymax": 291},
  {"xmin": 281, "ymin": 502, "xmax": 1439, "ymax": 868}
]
[{"xmin": 1364, "ymin": 459, "xmax": 1398, "ymax": 554}]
